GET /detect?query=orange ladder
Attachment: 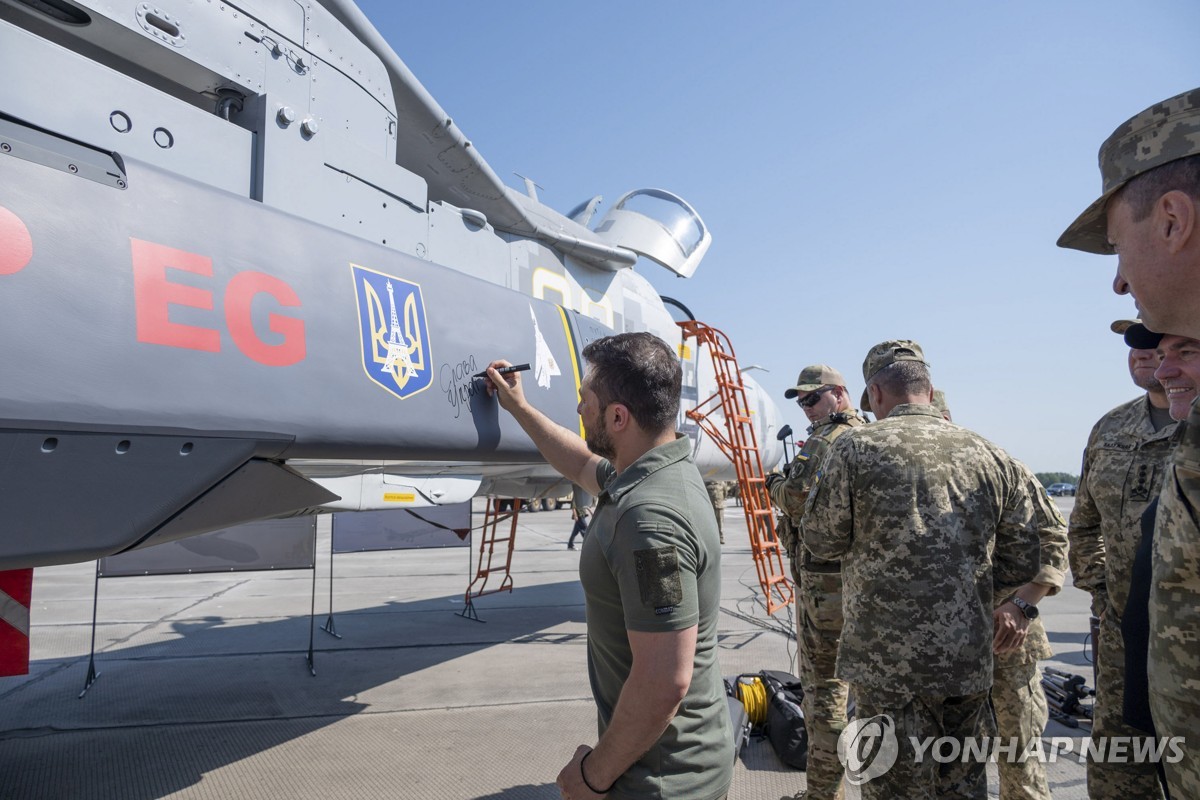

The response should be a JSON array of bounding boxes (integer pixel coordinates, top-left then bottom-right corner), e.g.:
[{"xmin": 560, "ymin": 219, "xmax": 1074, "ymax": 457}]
[
  {"xmin": 679, "ymin": 320, "xmax": 794, "ymax": 615},
  {"xmin": 459, "ymin": 498, "xmax": 520, "ymax": 621}
]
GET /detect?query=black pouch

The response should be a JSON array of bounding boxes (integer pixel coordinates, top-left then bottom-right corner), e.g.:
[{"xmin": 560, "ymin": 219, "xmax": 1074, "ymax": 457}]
[{"xmin": 761, "ymin": 669, "xmax": 808, "ymax": 770}]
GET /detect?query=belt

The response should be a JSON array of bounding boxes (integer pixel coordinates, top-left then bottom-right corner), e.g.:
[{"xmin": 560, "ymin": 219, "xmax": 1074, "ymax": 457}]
[{"xmin": 801, "ymin": 552, "xmax": 841, "ymax": 573}]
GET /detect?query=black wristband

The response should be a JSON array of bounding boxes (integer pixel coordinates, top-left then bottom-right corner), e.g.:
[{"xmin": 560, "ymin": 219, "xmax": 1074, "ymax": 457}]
[{"xmin": 580, "ymin": 750, "xmax": 614, "ymax": 794}]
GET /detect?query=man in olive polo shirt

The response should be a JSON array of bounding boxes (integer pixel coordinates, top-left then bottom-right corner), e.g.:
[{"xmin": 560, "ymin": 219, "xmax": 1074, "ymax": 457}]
[{"xmin": 484, "ymin": 331, "xmax": 732, "ymax": 800}]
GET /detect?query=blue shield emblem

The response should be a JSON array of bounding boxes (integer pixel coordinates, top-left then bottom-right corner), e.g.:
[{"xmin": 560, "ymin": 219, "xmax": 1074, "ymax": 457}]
[{"xmin": 351, "ymin": 264, "xmax": 433, "ymax": 400}]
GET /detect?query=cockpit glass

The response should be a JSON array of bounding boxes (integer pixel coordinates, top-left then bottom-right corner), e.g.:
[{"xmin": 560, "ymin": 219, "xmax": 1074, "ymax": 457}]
[{"xmin": 615, "ymin": 191, "xmax": 704, "ymax": 257}]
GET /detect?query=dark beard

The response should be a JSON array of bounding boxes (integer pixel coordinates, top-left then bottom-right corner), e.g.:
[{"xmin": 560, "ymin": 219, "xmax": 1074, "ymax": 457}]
[{"xmin": 585, "ymin": 423, "xmax": 615, "ymax": 460}]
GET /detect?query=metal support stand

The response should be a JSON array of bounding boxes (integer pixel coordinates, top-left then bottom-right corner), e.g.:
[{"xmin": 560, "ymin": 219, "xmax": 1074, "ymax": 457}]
[
  {"xmin": 458, "ymin": 524, "xmax": 484, "ymax": 623},
  {"xmin": 459, "ymin": 595, "xmax": 480, "ymax": 622},
  {"xmin": 78, "ymin": 563, "xmax": 101, "ymax": 698},
  {"xmin": 321, "ymin": 531, "xmax": 341, "ymax": 639},
  {"xmin": 306, "ymin": 534, "xmax": 317, "ymax": 676}
]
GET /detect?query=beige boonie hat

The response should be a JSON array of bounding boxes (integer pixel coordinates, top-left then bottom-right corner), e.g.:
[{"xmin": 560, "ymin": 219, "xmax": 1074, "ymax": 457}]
[
  {"xmin": 860, "ymin": 340, "xmax": 927, "ymax": 412},
  {"xmin": 1058, "ymin": 87, "xmax": 1200, "ymax": 254},
  {"xmin": 784, "ymin": 364, "xmax": 847, "ymax": 399}
]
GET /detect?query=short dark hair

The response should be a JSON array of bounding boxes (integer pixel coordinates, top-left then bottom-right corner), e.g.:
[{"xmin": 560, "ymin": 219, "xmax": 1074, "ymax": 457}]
[
  {"xmin": 582, "ymin": 332, "xmax": 681, "ymax": 434},
  {"xmin": 868, "ymin": 360, "xmax": 932, "ymax": 398},
  {"xmin": 1120, "ymin": 154, "xmax": 1200, "ymax": 221}
]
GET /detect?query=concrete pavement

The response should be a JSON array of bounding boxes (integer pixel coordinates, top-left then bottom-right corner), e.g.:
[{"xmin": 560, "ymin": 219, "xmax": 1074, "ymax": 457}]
[{"xmin": 0, "ymin": 498, "xmax": 1095, "ymax": 799}]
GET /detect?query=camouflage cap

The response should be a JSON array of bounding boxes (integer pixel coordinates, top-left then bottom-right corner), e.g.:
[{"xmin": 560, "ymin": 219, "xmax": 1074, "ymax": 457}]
[
  {"xmin": 860, "ymin": 340, "xmax": 927, "ymax": 411},
  {"xmin": 1058, "ymin": 87, "xmax": 1200, "ymax": 254},
  {"xmin": 1110, "ymin": 319, "xmax": 1139, "ymax": 335},
  {"xmin": 784, "ymin": 364, "xmax": 847, "ymax": 399},
  {"xmin": 931, "ymin": 389, "xmax": 951, "ymax": 421}
]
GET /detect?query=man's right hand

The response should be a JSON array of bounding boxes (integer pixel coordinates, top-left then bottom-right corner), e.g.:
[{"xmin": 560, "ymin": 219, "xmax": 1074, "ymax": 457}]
[
  {"xmin": 484, "ymin": 359, "xmax": 527, "ymax": 414},
  {"xmin": 477, "ymin": 359, "xmax": 601, "ymax": 496}
]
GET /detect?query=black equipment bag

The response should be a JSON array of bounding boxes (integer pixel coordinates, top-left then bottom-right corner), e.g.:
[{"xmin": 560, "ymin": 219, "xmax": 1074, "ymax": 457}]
[
  {"xmin": 727, "ymin": 695, "xmax": 751, "ymax": 757},
  {"xmin": 724, "ymin": 677, "xmax": 752, "ymax": 757},
  {"xmin": 761, "ymin": 669, "xmax": 808, "ymax": 770}
]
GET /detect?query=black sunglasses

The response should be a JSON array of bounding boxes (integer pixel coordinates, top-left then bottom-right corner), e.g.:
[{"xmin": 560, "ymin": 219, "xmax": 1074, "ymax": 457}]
[{"xmin": 797, "ymin": 386, "xmax": 834, "ymax": 409}]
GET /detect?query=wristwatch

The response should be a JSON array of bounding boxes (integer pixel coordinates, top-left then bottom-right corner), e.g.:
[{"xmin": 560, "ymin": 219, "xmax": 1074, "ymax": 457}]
[{"xmin": 1008, "ymin": 596, "xmax": 1039, "ymax": 620}]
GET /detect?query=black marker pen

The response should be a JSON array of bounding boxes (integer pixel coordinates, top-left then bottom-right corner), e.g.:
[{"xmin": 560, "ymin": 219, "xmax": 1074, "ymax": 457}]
[{"xmin": 473, "ymin": 363, "xmax": 531, "ymax": 378}]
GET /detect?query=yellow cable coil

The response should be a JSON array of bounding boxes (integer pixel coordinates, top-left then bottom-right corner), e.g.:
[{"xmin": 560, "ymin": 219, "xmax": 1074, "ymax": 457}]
[{"xmin": 736, "ymin": 676, "xmax": 768, "ymax": 727}]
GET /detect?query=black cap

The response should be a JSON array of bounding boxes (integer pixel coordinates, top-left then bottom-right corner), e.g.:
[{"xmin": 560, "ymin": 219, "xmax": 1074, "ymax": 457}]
[{"xmin": 1124, "ymin": 322, "xmax": 1164, "ymax": 349}]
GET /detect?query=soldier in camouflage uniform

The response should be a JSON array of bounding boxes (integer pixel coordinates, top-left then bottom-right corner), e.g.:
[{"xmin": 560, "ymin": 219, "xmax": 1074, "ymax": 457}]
[
  {"xmin": 992, "ymin": 463, "xmax": 1069, "ymax": 800},
  {"xmin": 1058, "ymin": 88, "xmax": 1200, "ymax": 798},
  {"xmin": 934, "ymin": 391, "xmax": 1070, "ymax": 800},
  {"xmin": 1143, "ymin": 329, "xmax": 1200, "ymax": 797},
  {"xmin": 705, "ymin": 480, "xmax": 728, "ymax": 544},
  {"xmin": 802, "ymin": 341, "xmax": 1041, "ymax": 800},
  {"xmin": 766, "ymin": 365, "xmax": 866, "ymax": 800},
  {"xmin": 1066, "ymin": 323, "xmax": 1176, "ymax": 798}
]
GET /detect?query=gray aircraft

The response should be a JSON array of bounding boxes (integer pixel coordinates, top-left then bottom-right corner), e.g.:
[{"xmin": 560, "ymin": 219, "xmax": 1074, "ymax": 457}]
[{"xmin": 0, "ymin": 0, "xmax": 784, "ymax": 572}]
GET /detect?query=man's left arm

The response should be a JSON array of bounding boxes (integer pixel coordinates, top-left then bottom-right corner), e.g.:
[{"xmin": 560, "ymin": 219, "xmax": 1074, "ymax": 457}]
[
  {"xmin": 557, "ymin": 627, "xmax": 696, "ymax": 798},
  {"xmin": 994, "ymin": 461, "xmax": 1069, "ymax": 653},
  {"xmin": 768, "ymin": 450, "xmax": 817, "ymax": 521},
  {"xmin": 991, "ymin": 461, "xmax": 1043, "ymax": 597},
  {"xmin": 801, "ymin": 436, "xmax": 854, "ymax": 559}
]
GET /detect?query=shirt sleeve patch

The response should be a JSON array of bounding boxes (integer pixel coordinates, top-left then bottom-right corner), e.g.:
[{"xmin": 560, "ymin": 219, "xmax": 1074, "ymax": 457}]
[{"xmin": 634, "ymin": 546, "xmax": 683, "ymax": 613}]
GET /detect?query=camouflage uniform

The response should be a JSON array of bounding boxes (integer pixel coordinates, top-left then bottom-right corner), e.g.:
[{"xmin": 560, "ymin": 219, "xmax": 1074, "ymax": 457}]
[
  {"xmin": 1056, "ymin": 87, "xmax": 1200, "ymax": 800},
  {"xmin": 931, "ymin": 387, "xmax": 1069, "ymax": 798},
  {"xmin": 768, "ymin": 409, "xmax": 866, "ymax": 800},
  {"xmin": 773, "ymin": 467, "xmax": 804, "ymax": 586},
  {"xmin": 992, "ymin": 462, "xmax": 1069, "ymax": 800},
  {"xmin": 803, "ymin": 403, "xmax": 1041, "ymax": 800},
  {"xmin": 705, "ymin": 481, "xmax": 728, "ymax": 543},
  {"xmin": 1069, "ymin": 395, "xmax": 1177, "ymax": 798},
  {"xmin": 1149, "ymin": 400, "xmax": 1200, "ymax": 798}
]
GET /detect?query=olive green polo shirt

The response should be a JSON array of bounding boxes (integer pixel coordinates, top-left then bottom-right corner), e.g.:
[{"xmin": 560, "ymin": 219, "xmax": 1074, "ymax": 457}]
[{"xmin": 580, "ymin": 434, "xmax": 732, "ymax": 800}]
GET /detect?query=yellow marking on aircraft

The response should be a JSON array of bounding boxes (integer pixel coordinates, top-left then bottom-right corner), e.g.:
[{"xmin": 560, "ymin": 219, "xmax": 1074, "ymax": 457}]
[
  {"xmin": 533, "ymin": 268, "xmax": 569, "ymax": 306},
  {"xmin": 557, "ymin": 306, "xmax": 585, "ymax": 438},
  {"xmin": 580, "ymin": 290, "xmax": 615, "ymax": 328},
  {"xmin": 533, "ymin": 267, "xmax": 614, "ymax": 327}
]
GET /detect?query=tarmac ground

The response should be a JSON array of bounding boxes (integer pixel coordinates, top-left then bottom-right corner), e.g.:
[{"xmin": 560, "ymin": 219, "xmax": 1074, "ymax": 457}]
[{"xmin": 0, "ymin": 498, "xmax": 1094, "ymax": 799}]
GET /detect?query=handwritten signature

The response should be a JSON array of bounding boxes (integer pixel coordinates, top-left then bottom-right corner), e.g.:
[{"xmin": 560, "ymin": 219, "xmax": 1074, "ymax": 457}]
[{"xmin": 440, "ymin": 356, "xmax": 480, "ymax": 419}]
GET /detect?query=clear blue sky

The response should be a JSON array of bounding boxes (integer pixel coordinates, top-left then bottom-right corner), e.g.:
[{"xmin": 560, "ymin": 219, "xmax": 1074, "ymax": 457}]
[{"xmin": 357, "ymin": 0, "xmax": 1199, "ymax": 473}]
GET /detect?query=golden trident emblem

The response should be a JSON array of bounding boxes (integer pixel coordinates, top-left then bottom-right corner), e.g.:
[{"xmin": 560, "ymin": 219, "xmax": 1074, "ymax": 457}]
[{"xmin": 364, "ymin": 278, "xmax": 425, "ymax": 390}]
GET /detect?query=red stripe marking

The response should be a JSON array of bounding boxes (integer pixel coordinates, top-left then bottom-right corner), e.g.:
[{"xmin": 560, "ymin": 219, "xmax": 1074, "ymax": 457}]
[{"xmin": 0, "ymin": 569, "xmax": 33, "ymax": 677}]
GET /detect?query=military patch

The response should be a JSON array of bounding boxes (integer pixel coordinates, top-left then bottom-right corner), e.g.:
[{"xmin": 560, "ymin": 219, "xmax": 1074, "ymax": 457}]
[
  {"xmin": 351, "ymin": 264, "xmax": 433, "ymax": 400},
  {"xmin": 634, "ymin": 546, "xmax": 683, "ymax": 611},
  {"xmin": 1128, "ymin": 462, "xmax": 1158, "ymax": 502}
]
